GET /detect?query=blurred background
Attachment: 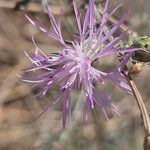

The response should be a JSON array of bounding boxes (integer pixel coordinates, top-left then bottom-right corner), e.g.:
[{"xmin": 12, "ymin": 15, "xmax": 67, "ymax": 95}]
[{"xmin": 0, "ymin": 0, "xmax": 150, "ymax": 150}]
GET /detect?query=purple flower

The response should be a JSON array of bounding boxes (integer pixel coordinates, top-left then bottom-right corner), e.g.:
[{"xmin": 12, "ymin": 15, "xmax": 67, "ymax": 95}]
[{"xmin": 20, "ymin": 0, "xmax": 139, "ymax": 127}]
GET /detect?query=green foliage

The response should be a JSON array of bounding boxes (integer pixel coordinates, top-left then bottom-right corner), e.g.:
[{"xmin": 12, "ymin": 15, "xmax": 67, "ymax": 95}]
[
  {"xmin": 130, "ymin": 36, "xmax": 150, "ymax": 62},
  {"xmin": 132, "ymin": 36, "xmax": 150, "ymax": 51}
]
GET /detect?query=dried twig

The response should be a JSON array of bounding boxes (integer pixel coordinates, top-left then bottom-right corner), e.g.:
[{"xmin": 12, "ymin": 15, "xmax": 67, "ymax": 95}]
[{"xmin": 125, "ymin": 73, "xmax": 150, "ymax": 150}]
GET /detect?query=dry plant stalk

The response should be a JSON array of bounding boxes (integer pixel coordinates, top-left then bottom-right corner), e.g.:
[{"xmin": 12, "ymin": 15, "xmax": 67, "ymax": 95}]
[{"xmin": 125, "ymin": 73, "xmax": 150, "ymax": 150}]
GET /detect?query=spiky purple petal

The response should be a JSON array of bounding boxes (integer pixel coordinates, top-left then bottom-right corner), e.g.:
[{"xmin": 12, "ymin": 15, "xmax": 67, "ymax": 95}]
[{"xmin": 21, "ymin": 0, "xmax": 140, "ymax": 127}]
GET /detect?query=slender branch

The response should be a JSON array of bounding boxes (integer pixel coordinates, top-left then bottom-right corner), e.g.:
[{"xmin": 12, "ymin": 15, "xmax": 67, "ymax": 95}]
[
  {"xmin": 125, "ymin": 73, "xmax": 150, "ymax": 134},
  {"xmin": 124, "ymin": 72, "xmax": 150, "ymax": 150}
]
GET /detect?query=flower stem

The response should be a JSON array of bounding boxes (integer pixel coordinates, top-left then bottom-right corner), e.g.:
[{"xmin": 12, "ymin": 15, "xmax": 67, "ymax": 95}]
[
  {"xmin": 126, "ymin": 73, "xmax": 150, "ymax": 133},
  {"xmin": 124, "ymin": 72, "xmax": 150, "ymax": 150}
]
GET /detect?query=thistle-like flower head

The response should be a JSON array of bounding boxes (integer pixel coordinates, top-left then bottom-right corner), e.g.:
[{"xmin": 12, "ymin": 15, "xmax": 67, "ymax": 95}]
[{"xmin": 21, "ymin": 0, "xmax": 139, "ymax": 127}]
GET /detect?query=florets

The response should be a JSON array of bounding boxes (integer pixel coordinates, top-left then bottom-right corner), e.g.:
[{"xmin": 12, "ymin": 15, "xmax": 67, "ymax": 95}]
[{"xmin": 20, "ymin": 0, "xmax": 139, "ymax": 127}]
